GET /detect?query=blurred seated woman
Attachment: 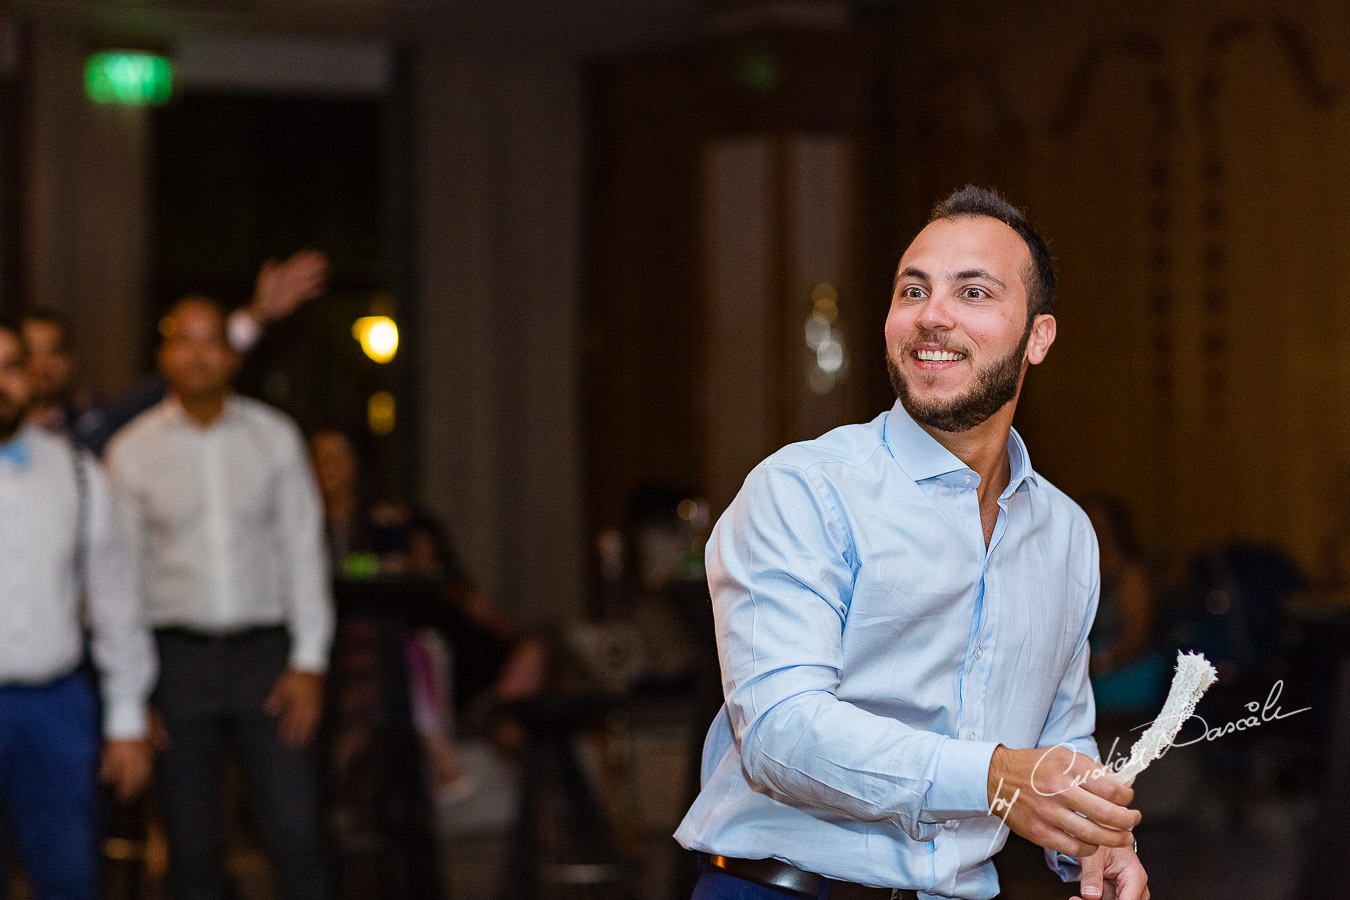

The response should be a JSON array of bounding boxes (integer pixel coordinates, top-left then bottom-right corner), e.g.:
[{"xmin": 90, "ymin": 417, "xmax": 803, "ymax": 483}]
[
  {"xmin": 403, "ymin": 511, "xmax": 547, "ymax": 721},
  {"xmin": 309, "ymin": 430, "xmax": 544, "ymax": 794}
]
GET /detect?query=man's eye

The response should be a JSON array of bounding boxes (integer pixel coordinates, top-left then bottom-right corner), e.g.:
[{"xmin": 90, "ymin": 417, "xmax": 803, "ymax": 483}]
[
  {"xmin": 900, "ymin": 286, "xmax": 926, "ymax": 299},
  {"xmin": 962, "ymin": 287, "xmax": 988, "ymax": 299}
]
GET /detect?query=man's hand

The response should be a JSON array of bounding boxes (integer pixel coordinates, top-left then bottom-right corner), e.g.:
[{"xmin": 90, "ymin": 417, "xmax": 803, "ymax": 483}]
[
  {"xmin": 264, "ymin": 669, "xmax": 325, "ymax": 748},
  {"xmin": 100, "ymin": 738, "xmax": 154, "ymax": 802},
  {"xmin": 1073, "ymin": 841, "xmax": 1149, "ymax": 900},
  {"xmin": 988, "ymin": 744, "xmax": 1140, "ymax": 858},
  {"xmin": 249, "ymin": 250, "xmax": 329, "ymax": 324}
]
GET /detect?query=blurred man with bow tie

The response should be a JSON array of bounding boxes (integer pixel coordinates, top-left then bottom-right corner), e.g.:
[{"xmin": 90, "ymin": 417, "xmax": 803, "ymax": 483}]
[{"xmin": 0, "ymin": 316, "xmax": 155, "ymax": 900}]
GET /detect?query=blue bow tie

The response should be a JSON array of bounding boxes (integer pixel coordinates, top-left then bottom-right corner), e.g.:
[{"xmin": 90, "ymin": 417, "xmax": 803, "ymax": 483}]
[{"xmin": 0, "ymin": 437, "xmax": 29, "ymax": 470}]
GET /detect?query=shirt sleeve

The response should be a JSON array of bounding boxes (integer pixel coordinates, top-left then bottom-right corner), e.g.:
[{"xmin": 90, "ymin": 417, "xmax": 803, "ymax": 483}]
[
  {"xmin": 85, "ymin": 451, "xmax": 156, "ymax": 740},
  {"xmin": 226, "ymin": 308, "xmax": 263, "ymax": 354},
  {"xmin": 1036, "ymin": 518, "xmax": 1103, "ymax": 882},
  {"xmin": 272, "ymin": 421, "xmax": 333, "ymax": 672},
  {"xmin": 711, "ymin": 462, "xmax": 997, "ymax": 843},
  {"xmin": 1036, "ymin": 521, "xmax": 1101, "ymax": 760}
]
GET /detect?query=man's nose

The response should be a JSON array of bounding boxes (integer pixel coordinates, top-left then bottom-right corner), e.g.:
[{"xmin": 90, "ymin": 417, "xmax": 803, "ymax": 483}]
[{"xmin": 916, "ymin": 295, "xmax": 955, "ymax": 330}]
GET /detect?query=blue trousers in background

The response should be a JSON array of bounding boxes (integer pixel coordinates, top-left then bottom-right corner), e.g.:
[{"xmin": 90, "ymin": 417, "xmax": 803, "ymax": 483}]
[{"xmin": 0, "ymin": 672, "xmax": 99, "ymax": 900}]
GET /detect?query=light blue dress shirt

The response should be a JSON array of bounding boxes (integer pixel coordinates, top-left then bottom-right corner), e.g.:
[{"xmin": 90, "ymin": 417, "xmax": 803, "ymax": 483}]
[{"xmin": 675, "ymin": 401, "xmax": 1100, "ymax": 899}]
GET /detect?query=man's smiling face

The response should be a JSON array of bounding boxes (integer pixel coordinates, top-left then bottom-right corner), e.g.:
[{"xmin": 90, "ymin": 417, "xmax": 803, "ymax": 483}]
[{"xmin": 884, "ymin": 215, "xmax": 1054, "ymax": 434}]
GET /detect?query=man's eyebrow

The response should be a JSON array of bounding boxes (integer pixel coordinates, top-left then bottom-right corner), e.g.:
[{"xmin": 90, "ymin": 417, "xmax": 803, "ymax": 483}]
[
  {"xmin": 954, "ymin": 268, "xmax": 1007, "ymax": 289},
  {"xmin": 894, "ymin": 266, "xmax": 930, "ymax": 288}
]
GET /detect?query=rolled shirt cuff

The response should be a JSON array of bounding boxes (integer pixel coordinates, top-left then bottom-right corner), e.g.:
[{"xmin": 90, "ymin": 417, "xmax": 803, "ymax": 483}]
[
  {"xmin": 288, "ymin": 635, "xmax": 330, "ymax": 673},
  {"xmin": 924, "ymin": 738, "xmax": 1001, "ymax": 821},
  {"xmin": 103, "ymin": 699, "xmax": 149, "ymax": 741},
  {"xmin": 227, "ymin": 308, "xmax": 263, "ymax": 353},
  {"xmin": 1046, "ymin": 847, "xmax": 1082, "ymax": 882}
]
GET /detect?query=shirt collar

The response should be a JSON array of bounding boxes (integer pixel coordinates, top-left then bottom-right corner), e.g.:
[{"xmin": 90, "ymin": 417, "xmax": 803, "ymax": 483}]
[
  {"xmin": 882, "ymin": 399, "xmax": 1039, "ymax": 496},
  {"xmin": 161, "ymin": 393, "xmax": 240, "ymax": 430},
  {"xmin": 1004, "ymin": 424, "xmax": 1037, "ymax": 496}
]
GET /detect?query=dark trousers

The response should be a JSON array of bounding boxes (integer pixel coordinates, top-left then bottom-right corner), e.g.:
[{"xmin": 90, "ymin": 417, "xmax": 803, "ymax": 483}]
[
  {"xmin": 0, "ymin": 673, "xmax": 99, "ymax": 900},
  {"xmin": 153, "ymin": 628, "xmax": 329, "ymax": 900}
]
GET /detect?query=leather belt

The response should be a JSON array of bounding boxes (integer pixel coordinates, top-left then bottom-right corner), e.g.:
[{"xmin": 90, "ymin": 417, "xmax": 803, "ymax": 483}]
[
  {"xmin": 705, "ymin": 855, "xmax": 919, "ymax": 900},
  {"xmin": 154, "ymin": 625, "xmax": 287, "ymax": 645}
]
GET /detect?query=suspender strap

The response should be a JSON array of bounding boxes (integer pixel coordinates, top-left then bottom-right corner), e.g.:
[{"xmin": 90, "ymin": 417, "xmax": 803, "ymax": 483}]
[{"xmin": 70, "ymin": 441, "xmax": 90, "ymax": 599}]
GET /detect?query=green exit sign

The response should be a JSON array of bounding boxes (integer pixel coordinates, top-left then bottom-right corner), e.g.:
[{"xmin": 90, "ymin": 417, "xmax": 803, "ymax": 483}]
[{"xmin": 85, "ymin": 52, "xmax": 173, "ymax": 106}]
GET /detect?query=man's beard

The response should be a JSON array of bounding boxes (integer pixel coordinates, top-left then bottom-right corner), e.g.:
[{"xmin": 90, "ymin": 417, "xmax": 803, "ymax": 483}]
[{"xmin": 887, "ymin": 326, "xmax": 1030, "ymax": 433}]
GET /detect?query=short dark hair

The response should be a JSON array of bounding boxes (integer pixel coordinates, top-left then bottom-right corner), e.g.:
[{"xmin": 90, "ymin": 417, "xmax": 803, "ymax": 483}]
[
  {"xmin": 929, "ymin": 185, "xmax": 1057, "ymax": 318},
  {"xmin": 19, "ymin": 308, "xmax": 73, "ymax": 352},
  {"xmin": 159, "ymin": 295, "xmax": 228, "ymax": 344}
]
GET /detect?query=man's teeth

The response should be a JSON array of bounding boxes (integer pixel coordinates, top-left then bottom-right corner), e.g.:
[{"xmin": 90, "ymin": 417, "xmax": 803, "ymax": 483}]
[{"xmin": 915, "ymin": 349, "xmax": 964, "ymax": 362}]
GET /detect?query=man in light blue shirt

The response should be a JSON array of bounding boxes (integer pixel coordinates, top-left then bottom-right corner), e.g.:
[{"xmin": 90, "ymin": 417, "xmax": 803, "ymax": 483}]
[{"xmin": 675, "ymin": 187, "xmax": 1149, "ymax": 900}]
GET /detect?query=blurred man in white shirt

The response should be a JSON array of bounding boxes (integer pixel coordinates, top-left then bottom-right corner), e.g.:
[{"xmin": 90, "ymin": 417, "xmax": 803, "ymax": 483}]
[
  {"xmin": 106, "ymin": 298, "xmax": 332, "ymax": 900},
  {"xmin": 22, "ymin": 249, "xmax": 328, "ymax": 456}
]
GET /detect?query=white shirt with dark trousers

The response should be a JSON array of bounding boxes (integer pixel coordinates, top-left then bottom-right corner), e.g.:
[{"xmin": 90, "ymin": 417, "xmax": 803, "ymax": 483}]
[
  {"xmin": 105, "ymin": 394, "xmax": 332, "ymax": 900},
  {"xmin": 105, "ymin": 394, "xmax": 332, "ymax": 670}
]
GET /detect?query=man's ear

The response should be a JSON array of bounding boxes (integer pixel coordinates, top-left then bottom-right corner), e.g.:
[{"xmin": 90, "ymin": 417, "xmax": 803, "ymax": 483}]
[{"xmin": 1026, "ymin": 314, "xmax": 1056, "ymax": 365}]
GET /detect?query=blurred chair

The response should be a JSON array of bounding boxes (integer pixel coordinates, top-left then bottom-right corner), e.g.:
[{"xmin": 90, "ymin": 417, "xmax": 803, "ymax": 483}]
[
  {"xmin": 1292, "ymin": 606, "xmax": 1350, "ymax": 898},
  {"xmin": 326, "ymin": 578, "xmax": 446, "ymax": 900},
  {"xmin": 494, "ymin": 692, "xmax": 634, "ymax": 900},
  {"xmin": 1171, "ymin": 542, "xmax": 1322, "ymax": 827}
]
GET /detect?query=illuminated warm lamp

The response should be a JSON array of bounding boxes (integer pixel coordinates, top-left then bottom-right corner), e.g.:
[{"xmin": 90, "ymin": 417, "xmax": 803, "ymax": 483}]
[
  {"xmin": 367, "ymin": 391, "xmax": 396, "ymax": 436},
  {"xmin": 85, "ymin": 52, "xmax": 173, "ymax": 106},
  {"xmin": 811, "ymin": 283, "xmax": 839, "ymax": 322},
  {"xmin": 352, "ymin": 315, "xmax": 398, "ymax": 364}
]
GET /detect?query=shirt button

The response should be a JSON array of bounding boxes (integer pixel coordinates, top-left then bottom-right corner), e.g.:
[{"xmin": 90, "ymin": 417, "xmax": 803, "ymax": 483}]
[
  {"xmin": 963, "ymin": 476, "xmax": 972, "ymax": 486},
  {"xmin": 975, "ymin": 647, "xmax": 984, "ymax": 659},
  {"xmin": 969, "ymin": 731, "xmax": 977, "ymax": 739}
]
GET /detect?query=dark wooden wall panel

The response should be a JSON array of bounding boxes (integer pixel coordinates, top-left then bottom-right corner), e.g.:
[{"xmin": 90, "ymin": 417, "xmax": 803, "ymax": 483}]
[
  {"xmin": 587, "ymin": 0, "xmax": 1350, "ymax": 580},
  {"xmin": 585, "ymin": 29, "xmax": 874, "ymax": 533}
]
